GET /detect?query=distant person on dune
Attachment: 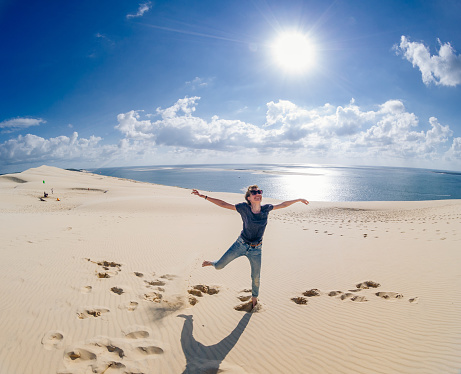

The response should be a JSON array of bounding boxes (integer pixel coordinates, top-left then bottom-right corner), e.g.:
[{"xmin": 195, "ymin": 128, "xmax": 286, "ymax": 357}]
[{"xmin": 192, "ymin": 185, "xmax": 309, "ymax": 309}]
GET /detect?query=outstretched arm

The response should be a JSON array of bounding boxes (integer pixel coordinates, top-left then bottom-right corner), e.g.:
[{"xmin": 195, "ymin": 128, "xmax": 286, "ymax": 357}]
[
  {"xmin": 272, "ymin": 198, "xmax": 309, "ymax": 211},
  {"xmin": 191, "ymin": 189, "xmax": 236, "ymax": 211}
]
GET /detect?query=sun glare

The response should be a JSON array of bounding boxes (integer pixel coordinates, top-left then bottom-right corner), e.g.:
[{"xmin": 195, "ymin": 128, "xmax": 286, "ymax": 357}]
[{"xmin": 272, "ymin": 32, "xmax": 316, "ymax": 73}]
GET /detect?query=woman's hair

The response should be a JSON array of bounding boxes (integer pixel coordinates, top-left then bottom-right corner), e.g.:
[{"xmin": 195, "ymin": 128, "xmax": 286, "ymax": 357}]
[{"xmin": 245, "ymin": 185, "xmax": 260, "ymax": 204}]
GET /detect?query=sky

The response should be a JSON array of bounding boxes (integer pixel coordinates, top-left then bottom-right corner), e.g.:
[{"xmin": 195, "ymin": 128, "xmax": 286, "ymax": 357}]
[{"xmin": 1, "ymin": 0, "xmax": 461, "ymax": 173}]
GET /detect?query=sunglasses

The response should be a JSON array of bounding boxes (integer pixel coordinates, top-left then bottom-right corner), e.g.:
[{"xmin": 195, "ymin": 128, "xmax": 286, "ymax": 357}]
[{"xmin": 250, "ymin": 190, "xmax": 263, "ymax": 195}]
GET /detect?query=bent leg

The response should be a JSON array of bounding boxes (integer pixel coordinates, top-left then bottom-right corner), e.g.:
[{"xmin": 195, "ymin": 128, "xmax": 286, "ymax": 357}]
[{"xmin": 213, "ymin": 239, "xmax": 245, "ymax": 270}]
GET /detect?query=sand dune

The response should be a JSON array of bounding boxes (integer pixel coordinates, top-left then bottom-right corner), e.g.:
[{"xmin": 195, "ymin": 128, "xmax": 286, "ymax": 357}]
[{"xmin": 0, "ymin": 165, "xmax": 460, "ymax": 373}]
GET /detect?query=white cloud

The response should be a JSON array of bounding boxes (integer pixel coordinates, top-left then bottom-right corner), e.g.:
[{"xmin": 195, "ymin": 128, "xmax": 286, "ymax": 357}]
[
  {"xmin": 265, "ymin": 99, "xmax": 374, "ymax": 138},
  {"xmin": 113, "ymin": 97, "xmax": 458, "ymax": 164},
  {"xmin": 116, "ymin": 97, "xmax": 264, "ymax": 151},
  {"xmin": 0, "ymin": 117, "xmax": 46, "ymax": 132},
  {"xmin": 126, "ymin": 1, "xmax": 152, "ymax": 19},
  {"xmin": 445, "ymin": 137, "xmax": 461, "ymax": 160},
  {"xmin": 1, "ymin": 97, "xmax": 459, "ymax": 172},
  {"xmin": 95, "ymin": 32, "xmax": 115, "ymax": 46},
  {"xmin": 0, "ymin": 132, "xmax": 116, "ymax": 165},
  {"xmin": 116, "ymin": 110, "xmax": 154, "ymax": 140},
  {"xmin": 156, "ymin": 96, "xmax": 199, "ymax": 119},
  {"xmin": 185, "ymin": 77, "xmax": 212, "ymax": 90},
  {"xmin": 395, "ymin": 36, "xmax": 461, "ymax": 86},
  {"xmin": 353, "ymin": 110, "xmax": 452, "ymax": 159}
]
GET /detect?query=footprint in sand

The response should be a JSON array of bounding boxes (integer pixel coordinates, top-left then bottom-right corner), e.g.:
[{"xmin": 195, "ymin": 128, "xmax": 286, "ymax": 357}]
[
  {"xmin": 290, "ymin": 287, "xmax": 322, "ymax": 305},
  {"xmin": 80, "ymin": 285, "xmax": 92, "ymax": 294},
  {"xmin": 356, "ymin": 281, "xmax": 381, "ymax": 289},
  {"xmin": 145, "ymin": 279, "xmax": 166, "ymax": 287},
  {"xmin": 106, "ymin": 344, "xmax": 125, "ymax": 358},
  {"xmin": 64, "ymin": 347, "xmax": 97, "ymax": 362},
  {"xmin": 139, "ymin": 273, "xmax": 176, "ymax": 303},
  {"xmin": 293, "ymin": 282, "xmax": 380, "ymax": 302},
  {"xmin": 340, "ymin": 293, "xmax": 368, "ymax": 302},
  {"xmin": 132, "ymin": 272, "xmax": 187, "ymax": 311},
  {"xmin": 97, "ymin": 271, "xmax": 118, "ymax": 278},
  {"xmin": 375, "ymin": 292, "xmax": 404, "ymax": 300},
  {"xmin": 160, "ymin": 274, "xmax": 177, "ymax": 281},
  {"xmin": 237, "ymin": 288, "xmax": 253, "ymax": 302},
  {"xmin": 303, "ymin": 288, "xmax": 321, "ymax": 297},
  {"xmin": 238, "ymin": 295, "xmax": 252, "ymax": 302},
  {"xmin": 234, "ymin": 300, "xmax": 254, "ymax": 312},
  {"xmin": 96, "ymin": 362, "xmax": 127, "ymax": 372},
  {"xmin": 118, "ymin": 301, "xmax": 139, "ymax": 312},
  {"xmin": 41, "ymin": 330, "xmax": 64, "ymax": 350},
  {"xmin": 111, "ymin": 287, "xmax": 124, "ymax": 295},
  {"xmin": 291, "ymin": 296, "xmax": 308, "ymax": 305},
  {"xmin": 86, "ymin": 258, "xmax": 122, "ymax": 278},
  {"xmin": 60, "ymin": 327, "xmax": 164, "ymax": 373},
  {"xmin": 142, "ymin": 292, "xmax": 163, "ymax": 303},
  {"xmin": 77, "ymin": 307, "xmax": 110, "ymax": 319},
  {"xmin": 234, "ymin": 289, "xmax": 263, "ymax": 312},
  {"xmin": 187, "ymin": 284, "xmax": 220, "ymax": 306},
  {"xmin": 326, "ymin": 281, "xmax": 380, "ymax": 302},
  {"xmin": 124, "ymin": 330, "xmax": 150, "ymax": 339},
  {"xmin": 234, "ymin": 300, "xmax": 263, "ymax": 313},
  {"xmin": 188, "ymin": 296, "xmax": 199, "ymax": 306},
  {"xmin": 127, "ymin": 302, "xmax": 138, "ymax": 311},
  {"xmin": 291, "ymin": 289, "xmax": 321, "ymax": 304},
  {"xmin": 325, "ymin": 282, "xmax": 415, "ymax": 304},
  {"xmin": 188, "ymin": 284, "xmax": 219, "ymax": 296},
  {"xmin": 136, "ymin": 345, "xmax": 164, "ymax": 355}
]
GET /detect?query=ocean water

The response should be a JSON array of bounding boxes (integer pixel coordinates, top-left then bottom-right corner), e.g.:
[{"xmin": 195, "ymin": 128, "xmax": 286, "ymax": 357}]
[{"xmin": 88, "ymin": 164, "xmax": 461, "ymax": 202}]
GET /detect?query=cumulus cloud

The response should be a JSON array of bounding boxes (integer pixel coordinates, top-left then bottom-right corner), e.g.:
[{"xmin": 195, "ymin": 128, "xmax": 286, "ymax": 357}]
[
  {"xmin": 0, "ymin": 117, "xmax": 46, "ymax": 132},
  {"xmin": 116, "ymin": 97, "xmax": 264, "ymax": 150},
  {"xmin": 126, "ymin": 1, "xmax": 152, "ymax": 19},
  {"xmin": 1, "ymin": 97, "xmax": 459, "ymax": 172},
  {"xmin": 265, "ymin": 98, "xmax": 375, "ymax": 137},
  {"xmin": 0, "ymin": 132, "xmax": 116, "ymax": 165},
  {"xmin": 445, "ymin": 137, "xmax": 461, "ymax": 160},
  {"xmin": 353, "ymin": 109, "xmax": 452, "ymax": 159},
  {"xmin": 113, "ymin": 97, "xmax": 457, "ymax": 163},
  {"xmin": 395, "ymin": 36, "xmax": 461, "ymax": 86}
]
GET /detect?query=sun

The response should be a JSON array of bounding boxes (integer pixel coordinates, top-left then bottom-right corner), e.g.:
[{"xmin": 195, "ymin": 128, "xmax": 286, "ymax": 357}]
[{"xmin": 271, "ymin": 32, "xmax": 316, "ymax": 73}]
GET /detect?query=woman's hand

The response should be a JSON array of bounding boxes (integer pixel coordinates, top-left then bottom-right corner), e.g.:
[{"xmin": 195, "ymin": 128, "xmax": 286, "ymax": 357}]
[
  {"xmin": 191, "ymin": 189, "xmax": 205, "ymax": 198},
  {"xmin": 298, "ymin": 199, "xmax": 309, "ymax": 205}
]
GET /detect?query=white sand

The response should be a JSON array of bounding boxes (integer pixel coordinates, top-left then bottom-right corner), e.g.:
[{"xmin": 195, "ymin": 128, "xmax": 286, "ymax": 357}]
[{"xmin": 0, "ymin": 165, "xmax": 460, "ymax": 374}]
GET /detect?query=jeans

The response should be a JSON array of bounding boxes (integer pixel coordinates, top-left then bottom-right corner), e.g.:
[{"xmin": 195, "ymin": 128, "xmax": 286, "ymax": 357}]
[{"xmin": 213, "ymin": 236, "xmax": 262, "ymax": 297}]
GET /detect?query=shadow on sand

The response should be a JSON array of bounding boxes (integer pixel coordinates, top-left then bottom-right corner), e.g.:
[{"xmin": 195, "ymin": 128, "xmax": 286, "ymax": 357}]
[{"xmin": 178, "ymin": 313, "xmax": 252, "ymax": 373}]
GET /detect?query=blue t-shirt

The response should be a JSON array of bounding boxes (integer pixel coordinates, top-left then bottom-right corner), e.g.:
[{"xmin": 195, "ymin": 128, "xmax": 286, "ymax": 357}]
[{"xmin": 235, "ymin": 202, "xmax": 274, "ymax": 244}]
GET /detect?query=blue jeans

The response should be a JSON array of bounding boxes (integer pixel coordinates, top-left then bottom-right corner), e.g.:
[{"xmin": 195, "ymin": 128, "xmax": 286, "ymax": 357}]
[{"xmin": 213, "ymin": 236, "xmax": 262, "ymax": 297}]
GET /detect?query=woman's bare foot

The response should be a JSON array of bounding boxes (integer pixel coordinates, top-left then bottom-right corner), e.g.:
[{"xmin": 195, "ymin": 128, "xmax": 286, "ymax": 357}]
[
  {"xmin": 252, "ymin": 297, "xmax": 258, "ymax": 308},
  {"xmin": 202, "ymin": 261, "xmax": 213, "ymax": 267}
]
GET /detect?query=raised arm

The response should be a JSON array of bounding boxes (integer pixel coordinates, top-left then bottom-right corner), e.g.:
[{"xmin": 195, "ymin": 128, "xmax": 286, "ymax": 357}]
[
  {"xmin": 272, "ymin": 198, "xmax": 309, "ymax": 211},
  {"xmin": 191, "ymin": 189, "xmax": 236, "ymax": 211}
]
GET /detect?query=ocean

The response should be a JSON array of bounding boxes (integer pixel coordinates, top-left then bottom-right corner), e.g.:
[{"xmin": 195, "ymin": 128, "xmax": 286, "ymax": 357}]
[{"xmin": 88, "ymin": 164, "xmax": 461, "ymax": 202}]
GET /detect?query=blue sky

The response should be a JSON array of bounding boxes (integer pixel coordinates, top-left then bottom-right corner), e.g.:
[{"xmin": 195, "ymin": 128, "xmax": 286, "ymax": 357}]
[{"xmin": 1, "ymin": 0, "xmax": 461, "ymax": 173}]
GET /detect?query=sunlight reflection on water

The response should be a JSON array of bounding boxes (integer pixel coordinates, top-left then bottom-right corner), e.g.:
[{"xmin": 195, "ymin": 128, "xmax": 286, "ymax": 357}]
[{"xmin": 90, "ymin": 164, "xmax": 461, "ymax": 202}]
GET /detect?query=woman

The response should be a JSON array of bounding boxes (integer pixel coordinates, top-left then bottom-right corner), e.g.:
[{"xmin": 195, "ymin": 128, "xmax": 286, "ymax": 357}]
[{"xmin": 191, "ymin": 185, "xmax": 309, "ymax": 309}]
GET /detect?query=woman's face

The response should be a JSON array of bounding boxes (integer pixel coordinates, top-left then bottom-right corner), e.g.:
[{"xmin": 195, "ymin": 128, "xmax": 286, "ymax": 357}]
[{"xmin": 248, "ymin": 189, "xmax": 263, "ymax": 204}]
